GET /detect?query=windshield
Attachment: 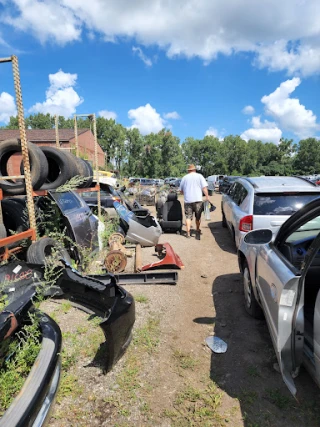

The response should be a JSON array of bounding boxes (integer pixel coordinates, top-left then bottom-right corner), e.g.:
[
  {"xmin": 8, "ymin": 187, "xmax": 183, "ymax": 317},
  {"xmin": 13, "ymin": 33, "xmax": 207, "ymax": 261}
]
[{"xmin": 254, "ymin": 193, "xmax": 320, "ymax": 216}]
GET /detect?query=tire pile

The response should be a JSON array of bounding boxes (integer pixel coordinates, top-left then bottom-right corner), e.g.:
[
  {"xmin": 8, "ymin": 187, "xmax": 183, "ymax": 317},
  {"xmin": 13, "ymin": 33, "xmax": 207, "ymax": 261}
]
[
  {"xmin": 0, "ymin": 138, "xmax": 93, "ymax": 195},
  {"xmin": 0, "ymin": 138, "xmax": 94, "ymax": 244}
]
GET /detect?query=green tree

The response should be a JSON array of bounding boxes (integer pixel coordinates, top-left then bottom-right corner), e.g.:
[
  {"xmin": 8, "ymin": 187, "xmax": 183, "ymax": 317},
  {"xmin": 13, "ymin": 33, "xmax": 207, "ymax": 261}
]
[{"xmin": 293, "ymin": 138, "xmax": 320, "ymax": 174}]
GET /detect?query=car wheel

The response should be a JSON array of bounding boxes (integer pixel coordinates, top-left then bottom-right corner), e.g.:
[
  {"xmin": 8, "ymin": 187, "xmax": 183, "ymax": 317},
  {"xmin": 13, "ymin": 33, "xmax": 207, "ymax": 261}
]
[
  {"xmin": 243, "ymin": 262, "xmax": 264, "ymax": 319},
  {"xmin": 222, "ymin": 211, "xmax": 227, "ymax": 228}
]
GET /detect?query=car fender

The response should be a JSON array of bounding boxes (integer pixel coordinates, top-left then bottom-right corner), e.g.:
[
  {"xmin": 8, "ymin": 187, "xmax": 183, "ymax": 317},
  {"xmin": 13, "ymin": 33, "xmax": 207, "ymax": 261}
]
[{"xmin": 238, "ymin": 240, "xmax": 261, "ymax": 303}]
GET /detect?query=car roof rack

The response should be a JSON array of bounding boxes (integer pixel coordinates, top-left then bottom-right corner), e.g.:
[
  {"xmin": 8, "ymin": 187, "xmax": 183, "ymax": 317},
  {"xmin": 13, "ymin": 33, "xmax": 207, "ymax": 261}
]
[
  {"xmin": 293, "ymin": 176, "xmax": 317, "ymax": 186},
  {"xmin": 242, "ymin": 177, "xmax": 259, "ymax": 188}
]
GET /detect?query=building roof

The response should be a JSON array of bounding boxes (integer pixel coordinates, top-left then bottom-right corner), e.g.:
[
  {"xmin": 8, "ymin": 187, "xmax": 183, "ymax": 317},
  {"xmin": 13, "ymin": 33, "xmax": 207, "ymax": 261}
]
[{"xmin": 0, "ymin": 128, "xmax": 89, "ymax": 142}]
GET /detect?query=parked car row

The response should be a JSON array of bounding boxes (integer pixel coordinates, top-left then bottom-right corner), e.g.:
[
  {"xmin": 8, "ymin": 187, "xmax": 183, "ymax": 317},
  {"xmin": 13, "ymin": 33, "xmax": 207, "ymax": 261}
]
[{"xmin": 220, "ymin": 175, "xmax": 320, "ymax": 396}]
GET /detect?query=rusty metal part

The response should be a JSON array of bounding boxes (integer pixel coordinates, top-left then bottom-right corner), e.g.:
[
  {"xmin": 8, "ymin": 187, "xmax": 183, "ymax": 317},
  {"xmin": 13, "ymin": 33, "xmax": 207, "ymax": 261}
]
[
  {"xmin": 135, "ymin": 243, "xmax": 142, "ymax": 272},
  {"xmin": 109, "ymin": 232, "xmax": 125, "ymax": 245},
  {"xmin": 141, "ymin": 242, "xmax": 184, "ymax": 271},
  {"xmin": 3, "ymin": 312, "xmax": 18, "ymax": 339},
  {"xmin": 105, "ymin": 250, "xmax": 127, "ymax": 273}
]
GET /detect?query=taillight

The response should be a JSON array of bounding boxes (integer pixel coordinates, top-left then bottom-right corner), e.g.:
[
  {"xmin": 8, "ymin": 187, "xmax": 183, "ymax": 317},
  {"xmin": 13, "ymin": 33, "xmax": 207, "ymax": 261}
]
[{"xmin": 239, "ymin": 215, "xmax": 253, "ymax": 232}]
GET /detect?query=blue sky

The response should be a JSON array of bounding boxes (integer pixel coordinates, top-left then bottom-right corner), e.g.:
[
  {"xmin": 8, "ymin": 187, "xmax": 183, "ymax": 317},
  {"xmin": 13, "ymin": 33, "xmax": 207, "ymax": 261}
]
[{"xmin": 0, "ymin": 0, "xmax": 319, "ymax": 144}]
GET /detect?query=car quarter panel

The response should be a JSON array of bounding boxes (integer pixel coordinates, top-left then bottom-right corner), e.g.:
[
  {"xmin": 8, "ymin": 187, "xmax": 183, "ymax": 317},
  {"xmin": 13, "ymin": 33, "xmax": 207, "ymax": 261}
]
[{"xmin": 256, "ymin": 245, "xmax": 299, "ymax": 346}]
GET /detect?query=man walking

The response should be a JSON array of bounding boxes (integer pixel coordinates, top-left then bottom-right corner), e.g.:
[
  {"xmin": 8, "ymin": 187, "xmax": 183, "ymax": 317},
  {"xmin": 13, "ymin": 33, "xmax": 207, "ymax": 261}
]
[{"xmin": 179, "ymin": 164, "xmax": 210, "ymax": 238}]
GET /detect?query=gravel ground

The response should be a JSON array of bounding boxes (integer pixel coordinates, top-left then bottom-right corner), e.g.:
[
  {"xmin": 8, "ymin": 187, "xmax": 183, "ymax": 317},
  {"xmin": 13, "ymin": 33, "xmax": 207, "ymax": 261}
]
[{"xmin": 44, "ymin": 193, "xmax": 320, "ymax": 427}]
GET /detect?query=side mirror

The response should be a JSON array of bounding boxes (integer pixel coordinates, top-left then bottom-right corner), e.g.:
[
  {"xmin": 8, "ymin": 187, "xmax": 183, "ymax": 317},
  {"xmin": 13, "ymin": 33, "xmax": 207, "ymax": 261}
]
[{"xmin": 244, "ymin": 229, "xmax": 272, "ymax": 245}]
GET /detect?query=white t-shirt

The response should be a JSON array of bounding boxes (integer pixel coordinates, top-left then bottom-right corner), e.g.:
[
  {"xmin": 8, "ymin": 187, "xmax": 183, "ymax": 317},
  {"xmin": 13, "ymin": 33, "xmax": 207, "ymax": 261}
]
[{"xmin": 179, "ymin": 172, "xmax": 208, "ymax": 203}]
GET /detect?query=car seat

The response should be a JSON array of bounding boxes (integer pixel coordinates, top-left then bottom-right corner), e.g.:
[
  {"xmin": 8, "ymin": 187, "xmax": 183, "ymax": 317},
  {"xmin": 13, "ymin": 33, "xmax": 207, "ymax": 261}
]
[{"xmin": 159, "ymin": 193, "xmax": 183, "ymax": 233}]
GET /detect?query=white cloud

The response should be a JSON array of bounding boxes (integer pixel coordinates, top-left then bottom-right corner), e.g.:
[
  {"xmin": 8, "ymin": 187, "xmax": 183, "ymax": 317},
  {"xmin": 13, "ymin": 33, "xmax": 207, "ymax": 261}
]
[
  {"xmin": 2, "ymin": 0, "xmax": 81, "ymax": 45},
  {"xmin": 261, "ymin": 78, "xmax": 319, "ymax": 138},
  {"xmin": 132, "ymin": 46, "xmax": 152, "ymax": 67},
  {"xmin": 241, "ymin": 116, "xmax": 282, "ymax": 144},
  {"xmin": 98, "ymin": 110, "xmax": 117, "ymax": 120},
  {"xmin": 205, "ymin": 127, "xmax": 219, "ymax": 137},
  {"xmin": 29, "ymin": 69, "xmax": 83, "ymax": 117},
  {"xmin": 205, "ymin": 126, "xmax": 224, "ymax": 141},
  {"xmin": 0, "ymin": 92, "xmax": 17, "ymax": 123},
  {"xmin": 128, "ymin": 103, "xmax": 165, "ymax": 135},
  {"xmin": 255, "ymin": 40, "xmax": 320, "ymax": 78},
  {"xmin": 163, "ymin": 111, "xmax": 181, "ymax": 120},
  {"xmin": 3, "ymin": 0, "xmax": 320, "ymax": 75},
  {"xmin": 242, "ymin": 105, "xmax": 255, "ymax": 115}
]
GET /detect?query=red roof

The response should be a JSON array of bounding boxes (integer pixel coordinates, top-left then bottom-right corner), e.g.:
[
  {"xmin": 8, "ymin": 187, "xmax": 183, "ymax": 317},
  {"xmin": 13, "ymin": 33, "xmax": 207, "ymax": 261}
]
[{"xmin": 0, "ymin": 128, "xmax": 89, "ymax": 142}]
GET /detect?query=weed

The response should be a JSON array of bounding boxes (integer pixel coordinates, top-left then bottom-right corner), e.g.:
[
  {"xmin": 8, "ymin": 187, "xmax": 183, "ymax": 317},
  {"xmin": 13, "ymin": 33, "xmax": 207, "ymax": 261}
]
[
  {"xmin": 57, "ymin": 373, "xmax": 82, "ymax": 401},
  {"xmin": 135, "ymin": 294, "xmax": 148, "ymax": 304},
  {"xmin": 133, "ymin": 317, "xmax": 160, "ymax": 353},
  {"xmin": 265, "ymin": 388, "xmax": 291, "ymax": 409},
  {"xmin": 247, "ymin": 365, "xmax": 260, "ymax": 378},
  {"xmin": 163, "ymin": 383, "xmax": 225, "ymax": 426},
  {"xmin": 240, "ymin": 390, "xmax": 258, "ymax": 405},
  {"xmin": 60, "ymin": 300, "xmax": 72, "ymax": 313},
  {"xmin": 0, "ymin": 313, "xmax": 41, "ymax": 415},
  {"xmin": 117, "ymin": 356, "xmax": 141, "ymax": 397},
  {"xmin": 172, "ymin": 349, "xmax": 198, "ymax": 370}
]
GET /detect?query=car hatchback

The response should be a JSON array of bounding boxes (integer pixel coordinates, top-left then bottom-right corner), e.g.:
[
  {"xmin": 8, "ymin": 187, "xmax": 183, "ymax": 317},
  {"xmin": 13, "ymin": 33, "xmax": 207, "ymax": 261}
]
[{"xmin": 221, "ymin": 176, "xmax": 320, "ymax": 248}]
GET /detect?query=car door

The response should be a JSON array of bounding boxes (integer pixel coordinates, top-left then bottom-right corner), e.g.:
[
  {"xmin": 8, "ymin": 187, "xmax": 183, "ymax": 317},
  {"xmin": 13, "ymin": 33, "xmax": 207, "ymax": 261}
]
[
  {"xmin": 223, "ymin": 182, "xmax": 237, "ymax": 224},
  {"xmin": 255, "ymin": 198, "xmax": 320, "ymax": 394}
]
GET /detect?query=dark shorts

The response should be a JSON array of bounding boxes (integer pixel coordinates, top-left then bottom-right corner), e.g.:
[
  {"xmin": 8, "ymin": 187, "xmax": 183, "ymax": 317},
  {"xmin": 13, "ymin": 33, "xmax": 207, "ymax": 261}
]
[{"xmin": 184, "ymin": 202, "xmax": 203, "ymax": 220}]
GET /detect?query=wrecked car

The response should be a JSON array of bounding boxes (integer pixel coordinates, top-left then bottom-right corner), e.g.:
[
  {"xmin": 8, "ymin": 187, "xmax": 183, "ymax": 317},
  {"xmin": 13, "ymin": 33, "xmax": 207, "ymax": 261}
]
[
  {"xmin": 111, "ymin": 188, "xmax": 162, "ymax": 247},
  {"xmin": 238, "ymin": 196, "xmax": 320, "ymax": 395},
  {"xmin": 0, "ymin": 259, "xmax": 135, "ymax": 425}
]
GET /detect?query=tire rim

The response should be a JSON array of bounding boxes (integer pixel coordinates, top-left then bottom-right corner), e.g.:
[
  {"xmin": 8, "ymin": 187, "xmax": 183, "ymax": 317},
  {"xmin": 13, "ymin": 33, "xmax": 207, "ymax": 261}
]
[{"xmin": 243, "ymin": 268, "xmax": 252, "ymax": 308}]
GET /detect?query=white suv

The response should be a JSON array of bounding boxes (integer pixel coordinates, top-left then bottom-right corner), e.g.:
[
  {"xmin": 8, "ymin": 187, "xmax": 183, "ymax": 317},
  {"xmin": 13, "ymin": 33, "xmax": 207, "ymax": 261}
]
[{"xmin": 221, "ymin": 176, "xmax": 320, "ymax": 248}]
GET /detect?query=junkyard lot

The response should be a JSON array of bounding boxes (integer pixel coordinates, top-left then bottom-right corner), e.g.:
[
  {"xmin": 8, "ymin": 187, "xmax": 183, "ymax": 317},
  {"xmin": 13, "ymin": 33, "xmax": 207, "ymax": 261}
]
[{"xmin": 46, "ymin": 193, "xmax": 320, "ymax": 427}]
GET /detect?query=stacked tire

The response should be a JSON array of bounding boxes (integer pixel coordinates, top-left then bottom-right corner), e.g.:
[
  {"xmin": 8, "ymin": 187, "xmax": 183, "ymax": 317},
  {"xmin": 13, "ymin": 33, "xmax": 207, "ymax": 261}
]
[{"xmin": 0, "ymin": 138, "xmax": 93, "ymax": 195}]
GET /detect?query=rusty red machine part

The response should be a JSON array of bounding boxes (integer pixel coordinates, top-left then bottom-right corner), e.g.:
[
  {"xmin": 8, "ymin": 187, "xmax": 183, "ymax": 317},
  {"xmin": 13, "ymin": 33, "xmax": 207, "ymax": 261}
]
[
  {"xmin": 141, "ymin": 243, "xmax": 184, "ymax": 271},
  {"xmin": 105, "ymin": 233, "xmax": 130, "ymax": 273}
]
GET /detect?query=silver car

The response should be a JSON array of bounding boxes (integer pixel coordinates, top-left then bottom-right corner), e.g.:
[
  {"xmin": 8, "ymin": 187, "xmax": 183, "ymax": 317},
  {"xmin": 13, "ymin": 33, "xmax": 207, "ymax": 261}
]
[
  {"xmin": 238, "ymin": 196, "xmax": 320, "ymax": 395},
  {"xmin": 221, "ymin": 176, "xmax": 320, "ymax": 248}
]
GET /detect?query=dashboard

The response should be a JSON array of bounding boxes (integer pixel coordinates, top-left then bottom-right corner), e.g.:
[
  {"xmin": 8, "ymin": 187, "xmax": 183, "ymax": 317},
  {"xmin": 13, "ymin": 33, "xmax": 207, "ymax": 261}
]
[{"xmin": 279, "ymin": 234, "xmax": 320, "ymax": 270}]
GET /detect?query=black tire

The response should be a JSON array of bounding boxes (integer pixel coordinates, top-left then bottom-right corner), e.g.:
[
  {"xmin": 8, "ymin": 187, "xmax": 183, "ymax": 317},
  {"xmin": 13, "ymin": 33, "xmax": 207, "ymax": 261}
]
[
  {"xmin": 61, "ymin": 151, "xmax": 81, "ymax": 178},
  {"xmin": 73, "ymin": 157, "xmax": 89, "ymax": 188},
  {"xmin": 243, "ymin": 262, "xmax": 264, "ymax": 319},
  {"xmin": 39, "ymin": 147, "xmax": 74, "ymax": 190},
  {"xmin": 1, "ymin": 199, "xmax": 29, "ymax": 236},
  {"xmin": 0, "ymin": 139, "xmax": 49, "ymax": 195},
  {"xmin": 208, "ymin": 189, "xmax": 213, "ymax": 196},
  {"xmin": 222, "ymin": 211, "xmax": 227, "ymax": 228},
  {"xmin": 83, "ymin": 160, "xmax": 93, "ymax": 188},
  {"xmin": 26, "ymin": 237, "xmax": 72, "ymax": 265}
]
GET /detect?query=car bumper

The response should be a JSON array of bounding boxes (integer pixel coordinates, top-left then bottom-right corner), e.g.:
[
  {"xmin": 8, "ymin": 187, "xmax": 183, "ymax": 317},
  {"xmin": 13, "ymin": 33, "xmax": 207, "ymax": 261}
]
[{"xmin": 0, "ymin": 309, "xmax": 62, "ymax": 427}]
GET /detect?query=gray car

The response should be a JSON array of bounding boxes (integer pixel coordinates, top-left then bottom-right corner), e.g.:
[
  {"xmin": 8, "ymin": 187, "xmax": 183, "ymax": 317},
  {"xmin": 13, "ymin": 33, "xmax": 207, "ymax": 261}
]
[
  {"xmin": 221, "ymin": 176, "xmax": 320, "ymax": 248},
  {"xmin": 238, "ymin": 197, "xmax": 320, "ymax": 395}
]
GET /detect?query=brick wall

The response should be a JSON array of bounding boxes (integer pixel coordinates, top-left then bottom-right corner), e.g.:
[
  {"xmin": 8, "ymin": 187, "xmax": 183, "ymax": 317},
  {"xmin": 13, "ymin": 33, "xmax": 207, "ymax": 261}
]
[{"xmin": 6, "ymin": 130, "xmax": 105, "ymax": 177}]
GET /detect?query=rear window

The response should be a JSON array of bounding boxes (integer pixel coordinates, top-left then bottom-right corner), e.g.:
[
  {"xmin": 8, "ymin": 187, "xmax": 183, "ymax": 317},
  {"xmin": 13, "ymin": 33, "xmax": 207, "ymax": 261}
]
[
  {"xmin": 253, "ymin": 193, "xmax": 320, "ymax": 215},
  {"xmin": 52, "ymin": 192, "xmax": 82, "ymax": 212}
]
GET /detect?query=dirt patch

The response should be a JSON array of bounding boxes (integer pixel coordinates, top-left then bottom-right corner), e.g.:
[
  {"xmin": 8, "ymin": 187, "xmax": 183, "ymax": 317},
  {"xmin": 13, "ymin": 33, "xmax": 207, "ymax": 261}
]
[{"xmin": 45, "ymin": 193, "xmax": 320, "ymax": 426}]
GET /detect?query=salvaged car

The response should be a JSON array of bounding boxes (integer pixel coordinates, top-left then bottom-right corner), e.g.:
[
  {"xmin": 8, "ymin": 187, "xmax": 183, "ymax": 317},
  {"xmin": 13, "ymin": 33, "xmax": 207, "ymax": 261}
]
[
  {"xmin": 0, "ymin": 259, "xmax": 135, "ymax": 425},
  {"xmin": 238, "ymin": 196, "xmax": 320, "ymax": 395},
  {"xmin": 112, "ymin": 189, "xmax": 162, "ymax": 246}
]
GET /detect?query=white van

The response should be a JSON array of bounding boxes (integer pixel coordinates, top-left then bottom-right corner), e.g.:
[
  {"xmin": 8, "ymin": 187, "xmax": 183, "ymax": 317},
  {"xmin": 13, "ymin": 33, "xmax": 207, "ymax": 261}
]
[{"xmin": 207, "ymin": 175, "xmax": 226, "ymax": 195}]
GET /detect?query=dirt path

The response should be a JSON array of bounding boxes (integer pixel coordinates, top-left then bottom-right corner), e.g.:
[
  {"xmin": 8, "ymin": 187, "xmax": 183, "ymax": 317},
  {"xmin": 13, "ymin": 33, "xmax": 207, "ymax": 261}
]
[{"xmin": 46, "ymin": 193, "xmax": 320, "ymax": 427}]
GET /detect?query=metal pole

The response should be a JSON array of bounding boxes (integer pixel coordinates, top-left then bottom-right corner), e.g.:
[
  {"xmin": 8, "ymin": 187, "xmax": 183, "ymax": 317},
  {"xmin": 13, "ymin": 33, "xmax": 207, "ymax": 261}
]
[
  {"xmin": 74, "ymin": 115, "xmax": 79, "ymax": 157},
  {"xmin": 55, "ymin": 115, "xmax": 60, "ymax": 149},
  {"xmin": 11, "ymin": 55, "xmax": 37, "ymax": 235},
  {"xmin": 92, "ymin": 114, "xmax": 101, "ymax": 217}
]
